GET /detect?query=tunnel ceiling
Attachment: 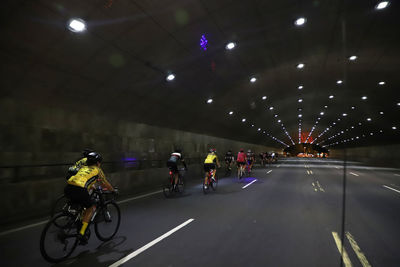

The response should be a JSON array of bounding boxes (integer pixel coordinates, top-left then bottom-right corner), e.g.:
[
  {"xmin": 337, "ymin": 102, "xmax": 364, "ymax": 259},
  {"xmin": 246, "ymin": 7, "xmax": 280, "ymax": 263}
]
[{"xmin": 2, "ymin": 0, "xmax": 399, "ymax": 149}]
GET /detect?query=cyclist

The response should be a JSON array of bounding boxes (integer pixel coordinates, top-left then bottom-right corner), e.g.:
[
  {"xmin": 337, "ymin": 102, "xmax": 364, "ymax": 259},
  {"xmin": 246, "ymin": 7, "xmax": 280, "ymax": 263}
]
[
  {"xmin": 204, "ymin": 148, "xmax": 221, "ymax": 189},
  {"xmin": 67, "ymin": 149, "xmax": 93, "ymax": 178},
  {"xmin": 64, "ymin": 151, "xmax": 116, "ymax": 244},
  {"xmin": 224, "ymin": 150, "xmax": 234, "ymax": 170},
  {"xmin": 246, "ymin": 149, "xmax": 255, "ymax": 172},
  {"xmin": 166, "ymin": 149, "xmax": 187, "ymax": 190},
  {"xmin": 259, "ymin": 152, "xmax": 264, "ymax": 166},
  {"xmin": 236, "ymin": 149, "xmax": 247, "ymax": 178}
]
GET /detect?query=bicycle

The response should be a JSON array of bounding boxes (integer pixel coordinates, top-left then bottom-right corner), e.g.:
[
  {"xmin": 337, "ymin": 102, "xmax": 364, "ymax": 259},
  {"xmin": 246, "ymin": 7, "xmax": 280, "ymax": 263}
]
[
  {"xmin": 40, "ymin": 186, "xmax": 121, "ymax": 263},
  {"xmin": 203, "ymin": 169, "xmax": 218, "ymax": 194},
  {"xmin": 50, "ymin": 194, "xmax": 69, "ymax": 218},
  {"xmin": 163, "ymin": 168, "xmax": 185, "ymax": 198},
  {"xmin": 238, "ymin": 163, "xmax": 245, "ymax": 180}
]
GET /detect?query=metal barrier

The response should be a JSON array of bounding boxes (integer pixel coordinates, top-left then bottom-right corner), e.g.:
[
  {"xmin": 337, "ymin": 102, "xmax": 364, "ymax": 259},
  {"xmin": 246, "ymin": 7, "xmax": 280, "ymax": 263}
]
[{"xmin": 0, "ymin": 158, "xmax": 202, "ymax": 183}]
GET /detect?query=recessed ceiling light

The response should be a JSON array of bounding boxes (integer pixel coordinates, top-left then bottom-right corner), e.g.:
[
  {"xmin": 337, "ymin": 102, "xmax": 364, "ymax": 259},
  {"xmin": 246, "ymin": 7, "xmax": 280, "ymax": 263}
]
[
  {"xmin": 378, "ymin": 81, "xmax": 385, "ymax": 85},
  {"xmin": 342, "ymin": 113, "xmax": 347, "ymax": 116},
  {"xmin": 258, "ymin": 128, "xmax": 261, "ymax": 131},
  {"xmin": 294, "ymin": 17, "xmax": 307, "ymax": 26},
  {"xmin": 320, "ymin": 112, "xmax": 324, "ymax": 115},
  {"xmin": 228, "ymin": 111, "xmax": 234, "ymax": 115},
  {"xmin": 392, "ymin": 126, "xmax": 397, "ymax": 130},
  {"xmin": 269, "ymin": 107, "xmax": 274, "ymax": 110},
  {"xmin": 242, "ymin": 118, "xmax": 246, "ymax": 122},
  {"xmin": 298, "ymin": 98, "xmax": 303, "ymax": 103},
  {"xmin": 274, "ymin": 114, "xmax": 278, "ymax": 117},
  {"xmin": 329, "ymin": 95, "xmax": 334, "ymax": 99},
  {"xmin": 349, "ymin": 55, "xmax": 357, "ymax": 61},
  {"xmin": 251, "ymin": 124, "xmax": 254, "ymax": 127},
  {"xmin": 298, "ymin": 85, "xmax": 303, "ymax": 90},
  {"xmin": 166, "ymin": 74, "xmax": 175, "ymax": 81},
  {"xmin": 380, "ymin": 111, "xmax": 384, "ymax": 115},
  {"xmin": 337, "ymin": 80, "xmax": 343, "ymax": 84},
  {"xmin": 367, "ymin": 118, "xmax": 372, "ymax": 121},
  {"xmin": 206, "ymin": 98, "xmax": 213, "ymax": 104},
  {"xmin": 324, "ymin": 105, "xmax": 328, "ymax": 108},
  {"xmin": 375, "ymin": 1, "xmax": 389, "ymax": 10},
  {"xmin": 278, "ymin": 120, "xmax": 281, "ymax": 123},
  {"xmin": 262, "ymin": 96, "xmax": 267, "ymax": 100},
  {"xmin": 351, "ymin": 106, "xmax": 355, "ymax": 110},
  {"xmin": 226, "ymin": 42, "xmax": 236, "ymax": 50},
  {"xmin": 250, "ymin": 77, "xmax": 257, "ymax": 83},
  {"xmin": 298, "ymin": 114, "xmax": 302, "ymax": 118},
  {"xmin": 361, "ymin": 96, "xmax": 367, "ymax": 100},
  {"xmin": 397, "ymin": 103, "xmax": 400, "ymax": 106},
  {"xmin": 67, "ymin": 18, "xmax": 86, "ymax": 32},
  {"xmin": 297, "ymin": 63, "xmax": 305, "ymax": 69}
]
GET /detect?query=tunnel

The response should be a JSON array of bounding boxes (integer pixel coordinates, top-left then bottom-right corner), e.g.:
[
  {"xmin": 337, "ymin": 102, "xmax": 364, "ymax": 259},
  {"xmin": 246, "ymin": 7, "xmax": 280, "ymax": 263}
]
[{"xmin": 1, "ymin": 1, "xmax": 400, "ymax": 266}]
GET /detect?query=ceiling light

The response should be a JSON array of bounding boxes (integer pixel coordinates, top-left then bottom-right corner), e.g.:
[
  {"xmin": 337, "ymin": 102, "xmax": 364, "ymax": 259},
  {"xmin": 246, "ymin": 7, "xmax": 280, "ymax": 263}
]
[
  {"xmin": 278, "ymin": 120, "xmax": 281, "ymax": 123},
  {"xmin": 380, "ymin": 111, "xmax": 384, "ymax": 115},
  {"xmin": 166, "ymin": 74, "xmax": 175, "ymax": 81},
  {"xmin": 226, "ymin": 42, "xmax": 236, "ymax": 50},
  {"xmin": 375, "ymin": 1, "xmax": 389, "ymax": 10},
  {"xmin": 262, "ymin": 96, "xmax": 267, "ymax": 100},
  {"xmin": 298, "ymin": 98, "xmax": 303, "ymax": 103},
  {"xmin": 397, "ymin": 103, "xmax": 400, "ymax": 106},
  {"xmin": 258, "ymin": 128, "xmax": 261, "ymax": 131},
  {"xmin": 367, "ymin": 118, "xmax": 372, "ymax": 121},
  {"xmin": 320, "ymin": 112, "xmax": 324, "ymax": 115},
  {"xmin": 67, "ymin": 18, "xmax": 86, "ymax": 32},
  {"xmin": 274, "ymin": 114, "xmax": 278, "ymax": 117},
  {"xmin": 349, "ymin": 55, "xmax": 357, "ymax": 61},
  {"xmin": 251, "ymin": 124, "xmax": 254, "ymax": 127},
  {"xmin": 298, "ymin": 85, "xmax": 303, "ymax": 90},
  {"xmin": 298, "ymin": 114, "xmax": 302, "ymax": 118},
  {"xmin": 297, "ymin": 63, "xmax": 305, "ymax": 69},
  {"xmin": 206, "ymin": 98, "xmax": 213, "ymax": 104},
  {"xmin": 250, "ymin": 77, "xmax": 257, "ymax": 83},
  {"xmin": 336, "ymin": 80, "xmax": 343, "ymax": 84},
  {"xmin": 269, "ymin": 107, "xmax": 274, "ymax": 110},
  {"xmin": 242, "ymin": 118, "xmax": 246, "ymax": 122},
  {"xmin": 329, "ymin": 95, "xmax": 334, "ymax": 99},
  {"xmin": 393, "ymin": 126, "xmax": 397, "ymax": 130},
  {"xmin": 228, "ymin": 111, "xmax": 233, "ymax": 115},
  {"xmin": 351, "ymin": 106, "xmax": 355, "ymax": 110},
  {"xmin": 294, "ymin": 17, "xmax": 307, "ymax": 26},
  {"xmin": 324, "ymin": 105, "xmax": 328, "ymax": 108},
  {"xmin": 361, "ymin": 96, "xmax": 367, "ymax": 100},
  {"xmin": 378, "ymin": 81, "xmax": 385, "ymax": 85},
  {"xmin": 342, "ymin": 113, "xmax": 347, "ymax": 116}
]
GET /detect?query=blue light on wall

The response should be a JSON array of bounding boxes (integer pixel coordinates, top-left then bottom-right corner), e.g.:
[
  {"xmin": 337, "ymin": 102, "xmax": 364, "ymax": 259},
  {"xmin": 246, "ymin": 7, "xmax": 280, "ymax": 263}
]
[{"xmin": 200, "ymin": 34, "xmax": 208, "ymax": 50}]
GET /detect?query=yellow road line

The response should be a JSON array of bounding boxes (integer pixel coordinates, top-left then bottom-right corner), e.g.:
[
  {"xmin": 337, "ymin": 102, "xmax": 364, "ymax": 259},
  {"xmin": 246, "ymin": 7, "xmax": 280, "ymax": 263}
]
[
  {"xmin": 310, "ymin": 170, "xmax": 313, "ymax": 174},
  {"xmin": 345, "ymin": 232, "xmax": 371, "ymax": 267},
  {"xmin": 332, "ymin": 232, "xmax": 353, "ymax": 267},
  {"xmin": 307, "ymin": 170, "xmax": 310, "ymax": 174}
]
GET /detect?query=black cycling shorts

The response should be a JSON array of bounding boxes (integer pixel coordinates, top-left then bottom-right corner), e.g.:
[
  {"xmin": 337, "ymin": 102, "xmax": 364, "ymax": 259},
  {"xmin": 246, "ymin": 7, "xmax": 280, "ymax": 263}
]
[
  {"xmin": 64, "ymin": 184, "xmax": 94, "ymax": 208},
  {"xmin": 204, "ymin": 163, "xmax": 216, "ymax": 172},
  {"xmin": 225, "ymin": 158, "xmax": 232, "ymax": 163},
  {"xmin": 167, "ymin": 160, "xmax": 179, "ymax": 174},
  {"xmin": 237, "ymin": 161, "xmax": 246, "ymax": 166}
]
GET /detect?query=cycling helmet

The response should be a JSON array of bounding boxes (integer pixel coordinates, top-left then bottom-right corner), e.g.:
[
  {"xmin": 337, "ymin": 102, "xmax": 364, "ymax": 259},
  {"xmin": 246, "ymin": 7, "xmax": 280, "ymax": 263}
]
[
  {"xmin": 248, "ymin": 149, "xmax": 252, "ymax": 153},
  {"xmin": 209, "ymin": 148, "xmax": 217, "ymax": 153},
  {"xmin": 228, "ymin": 149, "xmax": 232, "ymax": 153},
  {"xmin": 82, "ymin": 148, "xmax": 93, "ymax": 157},
  {"xmin": 86, "ymin": 152, "xmax": 102, "ymax": 165},
  {"xmin": 240, "ymin": 148, "xmax": 244, "ymax": 152},
  {"xmin": 175, "ymin": 148, "xmax": 182, "ymax": 153}
]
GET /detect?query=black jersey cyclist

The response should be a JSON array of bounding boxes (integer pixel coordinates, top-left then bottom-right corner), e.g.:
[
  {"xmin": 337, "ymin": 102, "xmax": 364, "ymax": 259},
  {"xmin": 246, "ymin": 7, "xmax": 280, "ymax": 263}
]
[
  {"xmin": 65, "ymin": 152, "xmax": 116, "ymax": 244},
  {"xmin": 166, "ymin": 149, "xmax": 187, "ymax": 188},
  {"xmin": 246, "ymin": 149, "xmax": 256, "ymax": 171},
  {"xmin": 224, "ymin": 150, "xmax": 234, "ymax": 170}
]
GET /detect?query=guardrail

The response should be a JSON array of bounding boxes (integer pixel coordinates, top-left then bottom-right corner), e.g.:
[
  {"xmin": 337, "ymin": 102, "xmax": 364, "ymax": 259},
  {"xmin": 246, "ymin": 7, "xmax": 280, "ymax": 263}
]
[{"xmin": 0, "ymin": 158, "xmax": 202, "ymax": 183}]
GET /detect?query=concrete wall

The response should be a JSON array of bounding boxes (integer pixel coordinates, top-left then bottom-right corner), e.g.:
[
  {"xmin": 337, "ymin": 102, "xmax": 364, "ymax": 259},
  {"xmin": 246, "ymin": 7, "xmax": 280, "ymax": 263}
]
[
  {"xmin": 330, "ymin": 144, "xmax": 400, "ymax": 168},
  {"xmin": 0, "ymin": 97, "xmax": 278, "ymax": 225}
]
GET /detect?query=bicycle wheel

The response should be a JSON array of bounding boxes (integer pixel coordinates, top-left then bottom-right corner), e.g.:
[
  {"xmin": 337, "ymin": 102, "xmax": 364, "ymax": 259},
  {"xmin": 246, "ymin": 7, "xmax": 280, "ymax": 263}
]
[
  {"xmin": 176, "ymin": 177, "xmax": 185, "ymax": 194},
  {"xmin": 40, "ymin": 213, "xmax": 79, "ymax": 263},
  {"xmin": 94, "ymin": 202, "xmax": 121, "ymax": 241},
  {"xmin": 163, "ymin": 177, "xmax": 174, "ymax": 198},
  {"xmin": 210, "ymin": 177, "xmax": 218, "ymax": 191},
  {"xmin": 203, "ymin": 176, "xmax": 210, "ymax": 194},
  {"xmin": 50, "ymin": 194, "xmax": 69, "ymax": 218}
]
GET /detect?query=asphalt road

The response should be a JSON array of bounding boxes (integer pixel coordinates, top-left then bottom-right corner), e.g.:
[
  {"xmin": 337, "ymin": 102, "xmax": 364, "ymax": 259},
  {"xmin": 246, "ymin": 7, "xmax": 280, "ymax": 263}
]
[{"xmin": 1, "ymin": 158, "xmax": 399, "ymax": 267}]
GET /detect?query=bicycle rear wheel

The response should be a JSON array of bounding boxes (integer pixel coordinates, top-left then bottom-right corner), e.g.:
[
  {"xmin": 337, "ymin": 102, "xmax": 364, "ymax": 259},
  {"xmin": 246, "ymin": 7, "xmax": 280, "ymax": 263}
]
[
  {"xmin": 210, "ymin": 177, "xmax": 218, "ymax": 191},
  {"xmin": 94, "ymin": 202, "xmax": 121, "ymax": 241},
  {"xmin": 50, "ymin": 194, "xmax": 69, "ymax": 218},
  {"xmin": 176, "ymin": 177, "xmax": 185, "ymax": 194},
  {"xmin": 163, "ymin": 177, "xmax": 174, "ymax": 198},
  {"xmin": 40, "ymin": 213, "xmax": 79, "ymax": 263}
]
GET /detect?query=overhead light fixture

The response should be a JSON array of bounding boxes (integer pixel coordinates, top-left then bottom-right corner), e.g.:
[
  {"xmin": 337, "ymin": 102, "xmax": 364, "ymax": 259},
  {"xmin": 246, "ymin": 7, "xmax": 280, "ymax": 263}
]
[
  {"xmin": 278, "ymin": 120, "xmax": 281, "ymax": 123},
  {"xmin": 298, "ymin": 114, "xmax": 302, "ymax": 118},
  {"xmin": 294, "ymin": 17, "xmax": 307, "ymax": 26},
  {"xmin": 258, "ymin": 128, "xmax": 261, "ymax": 131},
  {"xmin": 375, "ymin": 1, "xmax": 389, "ymax": 10},
  {"xmin": 393, "ymin": 126, "xmax": 397, "ymax": 130},
  {"xmin": 329, "ymin": 95, "xmax": 334, "ymax": 99},
  {"xmin": 228, "ymin": 111, "xmax": 234, "ymax": 115},
  {"xmin": 67, "ymin": 18, "xmax": 86, "ymax": 32},
  {"xmin": 297, "ymin": 63, "xmax": 305, "ymax": 69},
  {"xmin": 397, "ymin": 103, "xmax": 400, "ymax": 106},
  {"xmin": 349, "ymin": 55, "xmax": 357, "ymax": 61},
  {"xmin": 378, "ymin": 81, "xmax": 385, "ymax": 85},
  {"xmin": 336, "ymin": 80, "xmax": 343, "ymax": 84},
  {"xmin": 324, "ymin": 105, "xmax": 328, "ymax": 108},
  {"xmin": 298, "ymin": 85, "xmax": 303, "ymax": 90},
  {"xmin": 166, "ymin": 74, "xmax": 175, "ymax": 81},
  {"xmin": 262, "ymin": 96, "xmax": 267, "ymax": 100},
  {"xmin": 298, "ymin": 98, "xmax": 303, "ymax": 103},
  {"xmin": 320, "ymin": 112, "xmax": 324, "ymax": 115},
  {"xmin": 380, "ymin": 111, "xmax": 384, "ymax": 115},
  {"xmin": 251, "ymin": 124, "xmax": 255, "ymax": 127},
  {"xmin": 274, "ymin": 114, "xmax": 278, "ymax": 117},
  {"xmin": 250, "ymin": 77, "xmax": 257, "ymax": 83},
  {"xmin": 269, "ymin": 107, "xmax": 274, "ymax": 110},
  {"xmin": 206, "ymin": 98, "xmax": 213, "ymax": 104},
  {"xmin": 226, "ymin": 42, "xmax": 236, "ymax": 50},
  {"xmin": 342, "ymin": 113, "xmax": 347, "ymax": 117},
  {"xmin": 351, "ymin": 106, "xmax": 355, "ymax": 110},
  {"xmin": 367, "ymin": 118, "xmax": 372, "ymax": 121},
  {"xmin": 361, "ymin": 96, "xmax": 367, "ymax": 100},
  {"xmin": 242, "ymin": 118, "xmax": 246, "ymax": 122}
]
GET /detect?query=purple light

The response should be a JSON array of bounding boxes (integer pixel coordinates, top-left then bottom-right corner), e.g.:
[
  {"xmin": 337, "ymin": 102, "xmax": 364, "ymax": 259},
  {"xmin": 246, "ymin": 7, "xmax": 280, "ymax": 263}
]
[{"xmin": 200, "ymin": 34, "xmax": 208, "ymax": 51}]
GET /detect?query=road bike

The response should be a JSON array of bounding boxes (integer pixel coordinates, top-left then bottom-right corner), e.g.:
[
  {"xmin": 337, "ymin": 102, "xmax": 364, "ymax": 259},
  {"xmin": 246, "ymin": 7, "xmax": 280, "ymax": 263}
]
[
  {"xmin": 203, "ymin": 168, "xmax": 218, "ymax": 194},
  {"xmin": 50, "ymin": 194, "xmax": 69, "ymax": 218},
  {"xmin": 40, "ymin": 186, "xmax": 120, "ymax": 263},
  {"xmin": 163, "ymin": 168, "xmax": 185, "ymax": 198}
]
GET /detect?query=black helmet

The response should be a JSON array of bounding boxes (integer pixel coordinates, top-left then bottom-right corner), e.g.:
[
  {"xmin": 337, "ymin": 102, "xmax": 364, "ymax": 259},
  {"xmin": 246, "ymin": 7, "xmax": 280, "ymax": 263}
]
[
  {"xmin": 82, "ymin": 148, "xmax": 93, "ymax": 157},
  {"xmin": 86, "ymin": 152, "xmax": 102, "ymax": 165},
  {"xmin": 209, "ymin": 148, "xmax": 216, "ymax": 153},
  {"xmin": 228, "ymin": 149, "xmax": 232, "ymax": 153}
]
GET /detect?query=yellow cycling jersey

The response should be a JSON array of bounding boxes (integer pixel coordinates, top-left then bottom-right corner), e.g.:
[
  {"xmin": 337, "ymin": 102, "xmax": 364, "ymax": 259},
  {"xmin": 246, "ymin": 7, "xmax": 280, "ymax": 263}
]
[
  {"xmin": 73, "ymin": 157, "xmax": 87, "ymax": 169},
  {"xmin": 67, "ymin": 165, "xmax": 106, "ymax": 189},
  {"xmin": 204, "ymin": 153, "xmax": 218, "ymax": 164}
]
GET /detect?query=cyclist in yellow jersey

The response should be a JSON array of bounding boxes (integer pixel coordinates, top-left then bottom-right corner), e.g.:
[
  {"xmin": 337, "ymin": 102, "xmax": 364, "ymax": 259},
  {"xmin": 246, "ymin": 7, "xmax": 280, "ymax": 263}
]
[
  {"xmin": 203, "ymin": 148, "xmax": 221, "ymax": 188},
  {"xmin": 64, "ymin": 151, "xmax": 116, "ymax": 244},
  {"xmin": 67, "ymin": 149, "xmax": 93, "ymax": 179}
]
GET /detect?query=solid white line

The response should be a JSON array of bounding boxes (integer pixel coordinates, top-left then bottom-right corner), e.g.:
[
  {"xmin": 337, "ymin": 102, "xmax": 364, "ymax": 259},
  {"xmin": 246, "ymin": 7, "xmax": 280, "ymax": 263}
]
[
  {"xmin": 277, "ymin": 165, "xmax": 280, "ymax": 168},
  {"xmin": 242, "ymin": 179, "xmax": 258, "ymax": 189},
  {"xmin": 383, "ymin": 185, "xmax": 400, "ymax": 194},
  {"xmin": 109, "ymin": 218, "xmax": 194, "ymax": 267},
  {"xmin": 117, "ymin": 190, "xmax": 163, "ymax": 204},
  {"xmin": 267, "ymin": 170, "xmax": 272, "ymax": 174},
  {"xmin": 0, "ymin": 189, "xmax": 163, "ymax": 237},
  {"xmin": 349, "ymin": 172, "xmax": 359, "ymax": 177}
]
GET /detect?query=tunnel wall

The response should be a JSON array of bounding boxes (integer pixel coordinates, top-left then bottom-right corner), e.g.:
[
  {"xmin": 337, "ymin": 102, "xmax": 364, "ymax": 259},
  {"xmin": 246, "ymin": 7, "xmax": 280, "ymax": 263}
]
[
  {"xmin": 0, "ymin": 98, "xmax": 277, "ymax": 225},
  {"xmin": 330, "ymin": 144, "xmax": 400, "ymax": 168}
]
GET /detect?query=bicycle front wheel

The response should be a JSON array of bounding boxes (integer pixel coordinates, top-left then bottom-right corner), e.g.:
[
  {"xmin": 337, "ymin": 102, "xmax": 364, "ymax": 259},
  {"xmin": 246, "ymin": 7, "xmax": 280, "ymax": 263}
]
[
  {"xmin": 95, "ymin": 202, "xmax": 121, "ymax": 241},
  {"xmin": 40, "ymin": 213, "xmax": 79, "ymax": 263}
]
